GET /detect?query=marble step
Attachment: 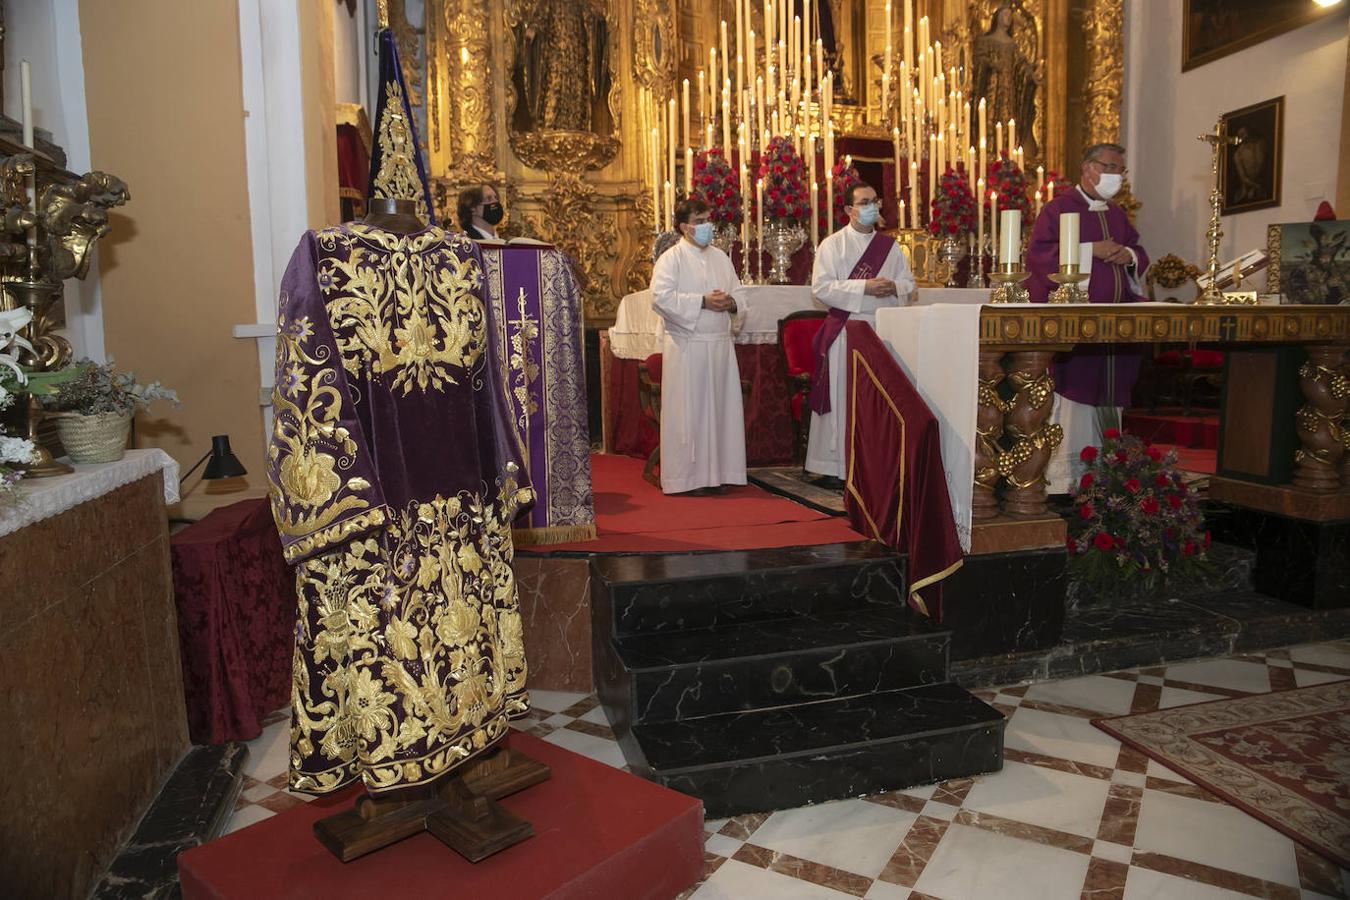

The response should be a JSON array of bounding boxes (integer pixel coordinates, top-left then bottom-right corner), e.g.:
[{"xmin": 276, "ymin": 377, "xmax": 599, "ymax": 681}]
[
  {"xmin": 616, "ymin": 607, "xmax": 950, "ymax": 724},
  {"xmin": 590, "ymin": 542, "xmax": 906, "ymax": 637},
  {"xmin": 625, "ymin": 683, "xmax": 1004, "ymax": 818}
]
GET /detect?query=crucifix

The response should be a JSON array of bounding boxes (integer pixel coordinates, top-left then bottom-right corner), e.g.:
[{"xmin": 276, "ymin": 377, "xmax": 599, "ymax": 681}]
[{"xmin": 1196, "ymin": 119, "xmax": 1241, "ymax": 306}]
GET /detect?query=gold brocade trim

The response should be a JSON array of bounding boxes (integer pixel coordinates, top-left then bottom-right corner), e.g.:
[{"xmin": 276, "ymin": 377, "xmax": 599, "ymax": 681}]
[
  {"xmin": 906, "ymin": 558, "xmax": 964, "ymax": 619},
  {"xmin": 281, "ymin": 506, "xmax": 389, "ymax": 565},
  {"xmin": 511, "ymin": 523, "xmax": 598, "ymax": 546},
  {"xmin": 371, "ymin": 79, "xmax": 428, "ymax": 221},
  {"xmin": 845, "ymin": 349, "xmax": 905, "ymax": 553}
]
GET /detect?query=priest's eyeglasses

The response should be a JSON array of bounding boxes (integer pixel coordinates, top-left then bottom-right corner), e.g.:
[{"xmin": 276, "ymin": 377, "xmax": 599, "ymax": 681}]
[
  {"xmin": 851, "ymin": 199, "xmax": 878, "ymax": 208},
  {"xmin": 1089, "ymin": 159, "xmax": 1128, "ymax": 175}
]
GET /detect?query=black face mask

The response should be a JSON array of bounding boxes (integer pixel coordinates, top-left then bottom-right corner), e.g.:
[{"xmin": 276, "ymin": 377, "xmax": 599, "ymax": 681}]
[{"xmin": 481, "ymin": 202, "xmax": 504, "ymax": 225}]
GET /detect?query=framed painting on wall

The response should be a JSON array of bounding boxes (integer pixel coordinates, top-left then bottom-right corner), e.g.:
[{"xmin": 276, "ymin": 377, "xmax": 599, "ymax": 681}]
[
  {"xmin": 1267, "ymin": 220, "xmax": 1350, "ymax": 305},
  {"xmin": 1219, "ymin": 96, "xmax": 1283, "ymax": 216},
  {"xmin": 1183, "ymin": 0, "xmax": 1343, "ymax": 72}
]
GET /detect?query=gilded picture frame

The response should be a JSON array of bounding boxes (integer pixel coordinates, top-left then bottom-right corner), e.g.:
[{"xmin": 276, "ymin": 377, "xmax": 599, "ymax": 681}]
[
  {"xmin": 1183, "ymin": 0, "xmax": 1342, "ymax": 72},
  {"xmin": 1219, "ymin": 96, "xmax": 1283, "ymax": 216}
]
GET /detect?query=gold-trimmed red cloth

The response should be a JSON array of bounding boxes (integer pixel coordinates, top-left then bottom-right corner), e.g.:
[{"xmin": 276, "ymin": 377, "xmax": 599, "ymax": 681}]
[{"xmin": 843, "ymin": 321, "xmax": 963, "ymax": 618}]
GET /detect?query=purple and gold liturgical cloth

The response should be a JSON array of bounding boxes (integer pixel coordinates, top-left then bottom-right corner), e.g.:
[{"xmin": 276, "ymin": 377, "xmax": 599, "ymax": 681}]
[{"xmin": 480, "ymin": 244, "xmax": 596, "ymax": 544}]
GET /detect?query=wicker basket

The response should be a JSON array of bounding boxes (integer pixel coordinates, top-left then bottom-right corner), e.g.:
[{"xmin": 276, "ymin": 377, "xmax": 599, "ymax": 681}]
[{"xmin": 54, "ymin": 411, "xmax": 132, "ymax": 464}]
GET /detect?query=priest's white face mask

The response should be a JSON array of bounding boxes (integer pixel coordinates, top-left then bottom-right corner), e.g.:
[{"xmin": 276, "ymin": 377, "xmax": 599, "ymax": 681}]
[{"xmin": 1087, "ymin": 152, "xmax": 1127, "ymax": 200}]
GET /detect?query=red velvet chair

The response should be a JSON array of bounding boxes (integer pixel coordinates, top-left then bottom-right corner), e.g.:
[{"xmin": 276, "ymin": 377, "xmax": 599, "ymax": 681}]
[
  {"xmin": 777, "ymin": 310, "xmax": 828, "ymax": 463},
  {"xmin": 637, "ymin": 353, "xmax": 663, "ymax": 486},
  {"xmin": 1151, "ymin": 347, "xmax": 1223, "ymax": 416}
]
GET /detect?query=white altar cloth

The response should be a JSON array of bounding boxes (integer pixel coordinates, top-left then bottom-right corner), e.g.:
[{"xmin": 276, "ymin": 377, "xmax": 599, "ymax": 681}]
[{"xmin": 0, "ymin": 448, "xmax": 180, "ymax": 538}]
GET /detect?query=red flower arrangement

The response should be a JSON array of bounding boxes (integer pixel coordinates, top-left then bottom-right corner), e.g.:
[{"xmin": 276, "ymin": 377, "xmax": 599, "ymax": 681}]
[
  {"xmin": 986, "ymin": 152, "xmax": 1032, "ymax": 220},
  {"xmin": 757, "ymin": 136, "xmax": 809, "ymax": 224},
  {"xmin": 827, "ymin": 158, "xmax": 863, "ymax": 232},
  {"xmin": 928, "ymin": 166, "xmax": 975, "ymax": 237},
  {"xmin": 1067, "ymin": 430, "xmax": 1210, "ymax": 593},
  {"xmin": 1040, "ymin": 169, "xmax": 1074, "ymax": 204},
  {"xmin": 693, "ymin": 149, "xmax": 742, "ymax": 226}
]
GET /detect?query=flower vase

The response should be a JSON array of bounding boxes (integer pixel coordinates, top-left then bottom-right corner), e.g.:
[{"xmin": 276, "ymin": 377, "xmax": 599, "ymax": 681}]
[
  {"xmin": 939, "ymin": 237, "xmax": 966, "ymax": 288},
  {"xmin": 764, "ymin": 220, "xmax": 806, "ymax": 284}
]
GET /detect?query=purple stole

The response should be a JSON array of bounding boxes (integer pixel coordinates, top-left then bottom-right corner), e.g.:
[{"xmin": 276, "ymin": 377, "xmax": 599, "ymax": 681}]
[{"xmin": 809, "ymin": 230, "xmax": 893, "ymax": 415}]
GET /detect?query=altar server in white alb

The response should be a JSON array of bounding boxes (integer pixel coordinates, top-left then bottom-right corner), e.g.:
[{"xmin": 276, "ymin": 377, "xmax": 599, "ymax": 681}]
[
  {"xmin": 806, "ymin": 182, "xmax": 915, "ymax": 488},
  {"xmin": 649, "ymin": 197, "xmax": 747, "ymax": 495}
]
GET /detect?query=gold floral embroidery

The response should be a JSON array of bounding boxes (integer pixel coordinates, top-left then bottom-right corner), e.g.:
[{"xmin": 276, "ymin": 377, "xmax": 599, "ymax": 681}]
[
  {"xmin": 371, "ymin": 79, "xmax": 428, "ymax": 221},
  {"xmin": 315, "ymin": 225, "xmax": 486, "ymax": 396},
  {"xmin": 289, "ymin": 481, "xmax": 531, "ymax": 795},
  {"xmin": 269, "ymin": 313, "xmax": 380, "ymax": 551}
]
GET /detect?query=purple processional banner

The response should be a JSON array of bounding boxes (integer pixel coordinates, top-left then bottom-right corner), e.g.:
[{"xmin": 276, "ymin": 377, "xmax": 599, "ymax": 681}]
[{"xmin": 479, "ymin": 244, "xmax": 596, "ymax": 544}]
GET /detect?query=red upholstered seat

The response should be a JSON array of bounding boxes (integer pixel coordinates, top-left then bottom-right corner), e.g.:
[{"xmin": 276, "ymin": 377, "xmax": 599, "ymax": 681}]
[
  {"xmin": 780, "ymin": 314, "xmax": 826, "ymax": 377},
  {"xmin": 1155, "ymin": 349, "xmax": 1184, "ymax": 368},
  {"xmin": 643, "ymin": 352, "xmax": 663, "ymax": 384},
  {"xmin": 1188, "ymin": 349, "xmax": 1223, "ymax": 369},
  {"xmin": 1148, "ymin": 346, "xmax": 1224, "ymax": 416}
]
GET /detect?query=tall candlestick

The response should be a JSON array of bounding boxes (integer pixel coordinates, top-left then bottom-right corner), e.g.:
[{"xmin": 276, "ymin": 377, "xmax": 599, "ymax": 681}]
[
  {"xmin": 808, "ymin": 132, "xmax": 817, "ymax": 204},
  {"xmin": 978, "ymin": 97, "xmax": 987, "ymax": 155},
  {"xmin": 1009, "ymin": 118, "xmax": 1017, "ymax": 155},
  {"xmin": 976, "ymin": 176, "xmax": 985, "ymax": 255},
  {"xmin": 723, "ymin": 81, "xmax": 733, "ymax": 151},
  {"xmin": 736, "ymin": 5, "xmax": 744, "ymax": 100},
  {"xmin": 881, "ymin": 72, "xmax": 890, "ymax": 122},
  {"xmin": 990, "ymin": 190, "xmax": 999, "ymax": 259},
  {"xmin": 651, "ymin": 126, "xmax": 661, "ymax": 231},
  {"xmin": 909, "ymin": 160, "xmax": 918, "ymax": 230},
  {"xmin": 816, "ymin": 39, "xmax": 824, "ymax": 85},
  {"xmin": 668, "ymin": 98, "xmax": 677, "ymax": 189},
  {"xmin": 825, "ymin": 121, "xmax": 835, "ymax": 176},
  {"xmin": 937, "ymin": 132, "xmax": 945, "ymax": 176},
  {"xmin": 665, "ymin": 180, "xmax": 674, "ymax": 230},
  {"xmin": 934, "ymin": 40, "xmax": 942, "ymax": 83},
  {"xmin": 1036, "ymin": 165, "xmax": 1045, "ymax": 215},
  {"xmin": 721, "ymin": 21, "xmax": 730, "ymax": 92},
  {"xmin": 995, "ymin": 121, "xmax": 1003, "ymax": 159},
  {"xmin": 928, "ymin": 131, "xmax": 937, "ymax": 205},
  {"xmin": 904, "ymin": 0, "xmax": 913, "ymax": 75},
  {"xmin": 893, "ymin": 126, "xmax": 902, "ymax": 217},
  {"xmin": 999, "ymin": 209, "xmax": 1022, "ymax": 265},
  {"xmin": 884, "ymin": 2, "xmax": 893, "ymax": 81},
  {"xmin": 899, "ymin": 199, "xmax": 906, "ymax": 232},
  {"xmin": 682, "ymin": 79, "xmax": 691, "ymax": 151},
  {"xmin": 698, "ymin": 70, "xmax": 706, "ymax": 136},
  {"xmin": 978, "ymin": 136, "xmax": 986, "ymax": 185},
  {"xmin": 686, "ymin": 146, "xmax": 694, "ymax": 194},
  {"xmin": 810, "ymin": 179, "xmax": 819, "ymax": 247},
  {"xmin": 1059, "ymin": 212, "xmax": 1080, "ymax": 267},
  {"xmin": 20, "ymin": 59, "xmax": 33, "ymax": 148},
  {"xmin": 756, "ymin": 75, "xmax": 765, "ymax": 142},
  {"xmin": 825, "ymin": 171, "xmax": 834, "ymax": 230},
  {"xmin": 757, "ymin": 177, "xmax": 765, "ymax": 263}
]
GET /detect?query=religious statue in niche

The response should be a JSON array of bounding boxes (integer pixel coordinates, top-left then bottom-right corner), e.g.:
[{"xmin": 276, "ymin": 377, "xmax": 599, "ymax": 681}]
[
  {"xmin": 970, "ymin": 3, "xmax": 1041, "ymax": 160},
  {"xmin": 511, "ymin": 0, "xmax": 613, "ymax": 135}
]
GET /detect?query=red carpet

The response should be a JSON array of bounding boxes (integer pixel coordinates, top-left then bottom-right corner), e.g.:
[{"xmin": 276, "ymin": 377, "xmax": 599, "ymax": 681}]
[
  {"xmin": 522, "ymin": 454, "xmax": 865, "ymax": 553},
  {"xmin": 177, "ymin": 731, "xmax": 704, "ymax": 900},
  {"xmin": 1123, "ymin": 408, "xmax": 1219, "ymax": 450}
]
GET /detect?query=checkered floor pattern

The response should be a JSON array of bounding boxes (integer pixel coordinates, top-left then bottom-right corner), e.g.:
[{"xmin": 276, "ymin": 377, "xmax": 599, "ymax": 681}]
[{"xmin": 226, "ymin": 641, "xmax": 1350, "ymax": 900}]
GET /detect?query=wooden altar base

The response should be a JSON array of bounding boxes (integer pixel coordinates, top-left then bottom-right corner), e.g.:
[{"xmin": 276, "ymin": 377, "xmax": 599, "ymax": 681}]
[{"xmin": 176, "ymin": 731, "xmax": 704, "ymax": 900}]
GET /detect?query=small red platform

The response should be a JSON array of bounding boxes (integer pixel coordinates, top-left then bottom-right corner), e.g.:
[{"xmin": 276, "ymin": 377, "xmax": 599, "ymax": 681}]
[{"xmin": 178, "ymin": 732, "xmax": 704, "ymax": 900}]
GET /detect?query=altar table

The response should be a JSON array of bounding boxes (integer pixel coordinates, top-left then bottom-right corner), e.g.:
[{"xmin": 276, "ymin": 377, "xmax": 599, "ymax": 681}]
[{"xmin": 603, "ymin": 285, "xmax": 985, "ymax": 465}]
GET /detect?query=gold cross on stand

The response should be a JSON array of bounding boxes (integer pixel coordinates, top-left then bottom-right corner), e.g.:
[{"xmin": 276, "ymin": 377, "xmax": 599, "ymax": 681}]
[{"xmin": 1196, "ymin": 120, "xmax": 1248, "ymax": 306}]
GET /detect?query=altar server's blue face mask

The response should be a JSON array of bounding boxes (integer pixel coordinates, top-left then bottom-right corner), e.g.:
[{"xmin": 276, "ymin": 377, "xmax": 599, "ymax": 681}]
[
  {"xmin": 856, "ymin": 203, "xmax": 880, "ymax": 227},
  {"xmin": 692, "ymin": 221, "xmax": 716, "ymax": 246}
]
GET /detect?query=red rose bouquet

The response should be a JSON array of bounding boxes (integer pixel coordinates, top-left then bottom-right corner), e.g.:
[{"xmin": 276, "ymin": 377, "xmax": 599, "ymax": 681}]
[
  {"xmin": 1040, "ymin": 168, "xmax": 1074, "ymax": 204},
  {"xmin": 757, "ymin": 136, "xmax": 809, "ymax": 224},
  {"xmin": 928, "ymin": 166, "xmax": 975, "ymax": 237},
  {"xmin": 1067, "ymin": 430, "xmax": 1210, "ymax": 593},
  {"xmin": 827, "ymin": 158, "xmax": 863, "ymax": 232},
  {"xmin": 986, "ymin": 152, "xmax": 1032, "ymax": 220},
  {"xmin": 693, "ymin": 149, "xmax": 742, "ymax": 226}
]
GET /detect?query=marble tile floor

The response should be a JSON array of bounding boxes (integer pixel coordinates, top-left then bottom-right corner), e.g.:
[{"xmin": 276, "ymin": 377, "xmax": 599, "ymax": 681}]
[{"xmin": 224, "ymin": 642, "xmax": 1350, "ymax": 900}]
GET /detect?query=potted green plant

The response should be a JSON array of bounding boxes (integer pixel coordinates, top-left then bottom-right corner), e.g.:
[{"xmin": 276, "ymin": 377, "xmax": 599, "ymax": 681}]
[{"xmin": 40, "ymin": 359, "xmax": 180, "ymax": 464}]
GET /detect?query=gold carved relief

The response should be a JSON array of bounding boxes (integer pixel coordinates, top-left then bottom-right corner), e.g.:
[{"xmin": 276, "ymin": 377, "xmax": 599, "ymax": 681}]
[
  {"xmin": 428, "ymin": 0, "xmax": 500, "ymax": 186},
  {"xmin": 1081, "ymin": 0, "xmax": 1123, "ymax": 146}
]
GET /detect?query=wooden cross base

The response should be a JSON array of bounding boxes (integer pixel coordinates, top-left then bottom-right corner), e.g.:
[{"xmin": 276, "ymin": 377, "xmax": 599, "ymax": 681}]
[{"xmin": 313, "ymin": 746, "xmax": 551, "ymax": 864}]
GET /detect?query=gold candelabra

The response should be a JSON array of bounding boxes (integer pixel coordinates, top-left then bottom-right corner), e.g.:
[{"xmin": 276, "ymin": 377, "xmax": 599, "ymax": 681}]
[
  {"xmin": 1047, "ymin": 263, "xmax": 1089, "ymax": 304},
  {"xmin": 988, "ymin": 261, "xmax": 1030, "ymax": 304},
  {"xmin": 1196, "ymin": 120, "xmax": 1241, "ymax": 306}
]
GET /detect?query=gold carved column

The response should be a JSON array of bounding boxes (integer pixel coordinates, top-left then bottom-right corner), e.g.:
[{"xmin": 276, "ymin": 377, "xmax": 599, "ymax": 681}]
[{"xmin": 426, "ymin": 0, "xmax": 502, "ymax": 189}]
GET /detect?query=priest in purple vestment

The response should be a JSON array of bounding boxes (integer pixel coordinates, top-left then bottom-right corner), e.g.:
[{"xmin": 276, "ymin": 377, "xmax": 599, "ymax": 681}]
[{"xmin": 1025, "ymin": 142, "xmax": 1150, "ymax": 492}]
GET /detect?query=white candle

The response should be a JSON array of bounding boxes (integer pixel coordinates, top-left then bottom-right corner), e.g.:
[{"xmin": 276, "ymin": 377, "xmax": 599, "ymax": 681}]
[
  {"xmin": 807, "ymin": 133, "xmax": 817, "ymax": 208},
  {"xmin": 976, "ymin": 176, "xmax": 985, "ymax": 254},
  {"xmin": 667, "ymin": 98, "xmax": 676, "ymax": 188},
  {"xmin": 995, "ymin": 121, "xmax": 1003, "ymax": 159},
  {"xmin": 1009, "ymin": 118, "xmax": 1017, "ymax": 155},
  {"xmin": 665, "ymin": 180, "xmax": 674, "ymax": 230},
  {"xmin": 881, "ymin": 71, "xmax": 890, "ymax": 122},
  {"xmin": 1036, "ymin": 165, "xmax": 1045, "ymax": 211},
  {"xmin": 698, "ymin": 70, "xmax": 706, "ymax": 137},
  {"xmin": 825, "ymin": 171, "xmax": 834, "ymax": 229},
  {"xmin": 20, "ymin": 59, "xmax": 33, "ymax": 148},
  {"xmin": 928, "ymin": 131, "xmax": 936, "ymax": 206},
  {"xmin": 756, "ymin": 74, "xmax": 765, "ymax": 143},
  {"xmin": 899, "ymin": 198, "xmax": 906, "ymax": 232},
  {"xmin": 723, "ymin": 81, "xmax": 733, "ymax": 151},
  {"xmin": 811, "ymin": 179, "xmax": 819, "ymax": 246},
  {"xmin": 990, "ymin": 190, "xmax": 999, "ymax": 260},
  {"xmin": 909, "ymin": 160, "xmax": 918, "ymax": 229},
  {"xmin": 736, "ymin": 6, "xmax": 744, "ymax": 101},
  {"xmin": 893, "ymin": 125, "xmax": 902, "ymax": 220},
  {"xmin": 685, "ymin": 146, "xmax": 694, "ymax": 194},
  {"xmin": 825, "ymin": 122, "xmax": 835, "ymax": 178},
  {"xmin": 651, "ymin": 126, "xmax": 661, "ymax": 231},
  {"xmin": 1059, "ymin": 212, "xmax": 1080, "ymax": 267},
  {"xmin": 757, "ymin": 176, "xmax": 765, "ymax": 244},
  {"xmin": 999, "ymin": 209, "xmax": 1022, "ymax": 265}
]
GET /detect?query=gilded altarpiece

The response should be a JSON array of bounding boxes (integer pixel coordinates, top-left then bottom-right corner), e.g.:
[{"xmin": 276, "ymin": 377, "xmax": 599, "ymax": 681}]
[{"xmin": 417, "ymin": 0, "xmax": 1121, "ymax": 321}]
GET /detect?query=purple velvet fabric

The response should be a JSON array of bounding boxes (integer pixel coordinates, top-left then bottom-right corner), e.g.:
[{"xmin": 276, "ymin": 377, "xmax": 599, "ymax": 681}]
[{"xmin": 1025, "ymin": 189, "xmax": 1152, "ymax": 407}]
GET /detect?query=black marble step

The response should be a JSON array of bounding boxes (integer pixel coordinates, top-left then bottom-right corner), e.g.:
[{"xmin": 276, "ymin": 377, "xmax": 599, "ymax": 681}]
[
  {"xmin": 616, "ymin": 607, "xmax": 950, "ymax": 724},
  {"xmin": 625, "ymin": 683, "xmax": 1004, "ymax": 818},
  {"xmin": 591, "ymin": 542, "xmax": 906, "ymax": 637}
]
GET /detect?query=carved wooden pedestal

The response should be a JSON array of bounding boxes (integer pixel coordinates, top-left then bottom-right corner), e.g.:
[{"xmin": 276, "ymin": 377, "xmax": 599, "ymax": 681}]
[
  {"xmin": 973, "ymin": 351, "xmax": 1006, "ymax": 520},
  {"xmin": 1293, "ymin": 345, "xmax": 1349, "ymax": 493},
  {"xmin": 1001, "ymin": 351, "xmax": 1062, "ymax": 517},
  {"xmin": 313, "ymin": 746, "xmax": 550, "ymax": 864}
]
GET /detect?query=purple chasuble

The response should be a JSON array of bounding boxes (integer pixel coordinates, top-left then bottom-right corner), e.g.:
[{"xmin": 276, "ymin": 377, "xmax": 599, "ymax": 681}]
[
  {"xmin": 1025, "ymin": 189, "xmax": 1152, "ymax": 407},
  {"xmin": 809, "ymin": 230, "xmax": 895, "ymax": 415},
  {"xmin": 268, "ymin": 224, "xmax": 534, "ymax": 796}
]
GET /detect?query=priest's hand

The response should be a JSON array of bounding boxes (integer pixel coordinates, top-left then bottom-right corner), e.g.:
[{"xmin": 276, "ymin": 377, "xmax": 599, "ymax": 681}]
[
  {"xmin": 1092, "ymin": 240, "xmax": 1132, "ymax": 265},
  {"xmin": 703, "ymin": 290, "xmax": 736, "ymax": 312},
  {"xmin": 864, "ymin": 277, "xmax": 898, "ymax": 297}
]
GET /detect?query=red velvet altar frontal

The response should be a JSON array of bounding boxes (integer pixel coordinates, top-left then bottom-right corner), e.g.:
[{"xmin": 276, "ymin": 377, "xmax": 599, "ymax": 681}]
[{"xmin": 177, "ymin": 731, "xmax": 704, "ymax": 900}]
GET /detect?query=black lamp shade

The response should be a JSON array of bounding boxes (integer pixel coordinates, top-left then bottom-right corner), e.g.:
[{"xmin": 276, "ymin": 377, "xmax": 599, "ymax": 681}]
[{"xmin": 201, "ymin": 435, "xmax": 248, "ymax": 480}]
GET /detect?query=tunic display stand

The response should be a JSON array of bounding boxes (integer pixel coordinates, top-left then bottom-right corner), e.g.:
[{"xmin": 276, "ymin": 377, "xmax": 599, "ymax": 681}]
[{"xmin": 313, "ymin": 744, "xmax": 550, "ymax": 863}]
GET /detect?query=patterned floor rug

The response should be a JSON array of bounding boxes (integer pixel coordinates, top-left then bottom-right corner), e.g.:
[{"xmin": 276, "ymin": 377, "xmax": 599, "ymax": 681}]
[
  {"xmin": 1094, "ymin": 680, "xmax": 1350, "ymax": 868},
  {"xmin": 746, "ymin": 466, "xmax": 845, "ymax": 515}
]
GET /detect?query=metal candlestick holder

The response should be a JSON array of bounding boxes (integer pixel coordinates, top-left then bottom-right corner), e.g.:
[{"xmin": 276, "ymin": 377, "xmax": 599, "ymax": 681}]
[
  {"xmin": 987, "ymin": 262, "xmax": 1030, "ymax": 304},
  {"xmin": 1047, "ymin": 264, "xmax": 1090, "ymax": 304}
]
